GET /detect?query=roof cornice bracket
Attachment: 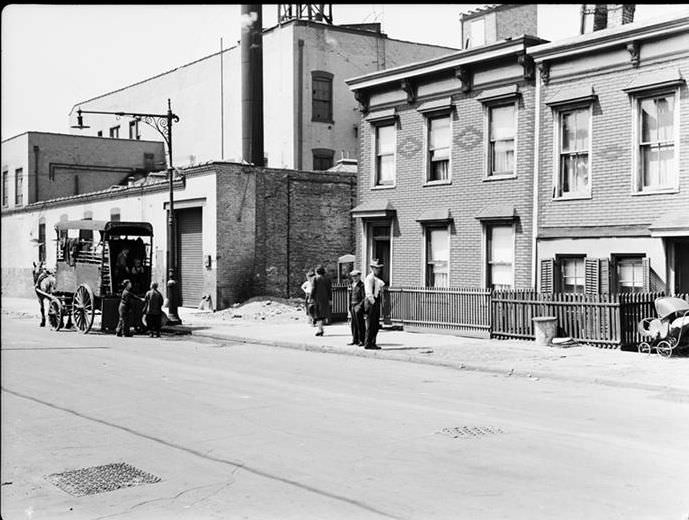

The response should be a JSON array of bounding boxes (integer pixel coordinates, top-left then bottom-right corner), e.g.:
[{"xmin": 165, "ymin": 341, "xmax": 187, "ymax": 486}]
[
  {"xmin": 517, "ymin": 52, "xmax": 535, "ymax": 82},
  {"xmin": 400, "ymin": 79, "xmax": 416, "ymax": 104},
  {"xmin": 626, "ymin": 41, "xmax": 640, "ymax": 68},
  {"xmin": 354, "ymin": 90, "xmax": 369, "ymax": 114},
  {"xmin": 538, "ymin": 62, "xmax": 551, "ymax": 86},
  {"xmin": 455, "ymin": 65, "xmax": 472, "ymax": 93}
]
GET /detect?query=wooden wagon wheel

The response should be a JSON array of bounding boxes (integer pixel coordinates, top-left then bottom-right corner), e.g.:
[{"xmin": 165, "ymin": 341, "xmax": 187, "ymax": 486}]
[
  {"xmin": 48, "ymin": 298, "xmax": 64, "ymax": 331},
  {"xmin": 73, "ymin": 284, "xmax": 96, "ymax": 334}
]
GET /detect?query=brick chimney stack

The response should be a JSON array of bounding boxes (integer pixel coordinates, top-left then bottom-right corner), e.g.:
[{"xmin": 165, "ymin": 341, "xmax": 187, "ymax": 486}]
[{"xmin": 589, "ymin": 4, "xmax": 636, "ymax": 32}]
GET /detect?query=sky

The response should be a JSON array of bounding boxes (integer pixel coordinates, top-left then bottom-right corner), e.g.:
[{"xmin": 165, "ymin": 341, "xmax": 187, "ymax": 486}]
[{"xmin": 2, "ymin": 3, "xmax": 689, "ymax": 140}]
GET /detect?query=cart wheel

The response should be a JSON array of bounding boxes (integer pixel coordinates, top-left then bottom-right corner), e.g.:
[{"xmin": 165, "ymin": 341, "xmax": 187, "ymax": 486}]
[
  {"xmin": 656, "ymin": 340, "xmax": 673, "ymax": 359},
  {"xmin": 638, "ymin": 342, "xmax": 651, "ymax": 355},
  {"xmin": 48, "ymin": 299, "xmax": 64, "ymax": 331},
  {"xmin": 73, "ymin": 284, "xmax": 95, "ymax": 334}
]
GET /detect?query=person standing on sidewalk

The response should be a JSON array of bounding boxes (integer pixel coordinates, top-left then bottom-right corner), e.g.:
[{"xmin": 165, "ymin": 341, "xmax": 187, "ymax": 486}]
[
  {"xmin": 348, "ymin": 270, "xmax": 366, "ymax": 346},
  {"xmin": 310, "ymin": 265, "xmax": 332, "ymax": 337},
  {"xmin": 143, "ymin": 281, "xmax": 164, "ymax": 338},
  {"xmin": 116, "ymin": 279, "xmax": 143, "ymax": 337},
  {"xmin": 364, "ymin": 259, "xmax": 385, "ymax": 349},
  {"xmin": 301, "ymin": 269, "xmax": 316, "ymax": 327}
]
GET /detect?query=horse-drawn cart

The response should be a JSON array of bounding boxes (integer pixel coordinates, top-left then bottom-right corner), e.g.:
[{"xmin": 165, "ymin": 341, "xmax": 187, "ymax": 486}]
[{"xmin": 40, "ymin": 220, "xmax": 154, "ymax": 334}]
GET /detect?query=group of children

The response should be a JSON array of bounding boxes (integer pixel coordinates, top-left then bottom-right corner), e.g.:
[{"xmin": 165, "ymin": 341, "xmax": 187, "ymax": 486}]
[{"xmin": 115, "ymin": 280, "xmax": 164, "ymax": 338}]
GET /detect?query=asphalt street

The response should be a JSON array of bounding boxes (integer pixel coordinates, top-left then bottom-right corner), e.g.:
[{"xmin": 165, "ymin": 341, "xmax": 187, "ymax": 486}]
[{"xmin": 2, "ymin": 313, "xmax": 688, "ymax": 520}]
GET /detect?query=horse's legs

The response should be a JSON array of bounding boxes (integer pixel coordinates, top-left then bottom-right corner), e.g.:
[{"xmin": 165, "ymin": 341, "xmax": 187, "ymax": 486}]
[{"xmin": 38, "ymin": 295, "xmax": 46, "ymax": 327}]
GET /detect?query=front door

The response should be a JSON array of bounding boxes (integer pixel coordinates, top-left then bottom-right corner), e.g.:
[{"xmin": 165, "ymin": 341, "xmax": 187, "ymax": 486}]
[{"xmin": 367, "ymin": 221, "xmax": 391, "ymax": 285}]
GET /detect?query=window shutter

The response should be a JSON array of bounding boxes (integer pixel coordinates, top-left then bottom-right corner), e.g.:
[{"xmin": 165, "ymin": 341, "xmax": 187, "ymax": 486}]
[
  {"xmin": 642, "ymin": 257, "xmax": 651, "ymax": 291},
  {"xmin": 585, "ymin": 258, "xmax": 610, "ymax": 294},
  {"xmin": 541, "ymin": 258, "xmax": 554, "ymax": 293}
]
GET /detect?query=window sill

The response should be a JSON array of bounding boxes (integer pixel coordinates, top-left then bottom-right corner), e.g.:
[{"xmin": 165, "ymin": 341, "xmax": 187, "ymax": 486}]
[
  {"xmin": 423, "ymin": 180, "xmax": 452, "ymax": 187},
  {"xmin": 311, "ymin": 119, "xmax": 335, "ymax": 125},
  {"xmin": 553, "ymin": 194, "xmax": 592, "ymax": 201},
  {"xmin": 483, "ymin": 174, "xmax": 517, "ymax": 182},
  {"xmin": 371, "ymin": 184, "xmax": 396, "ymax": 190},
  {"xmin": 631, "ymin": 188, "xmax": 679, "ymax": 196}
]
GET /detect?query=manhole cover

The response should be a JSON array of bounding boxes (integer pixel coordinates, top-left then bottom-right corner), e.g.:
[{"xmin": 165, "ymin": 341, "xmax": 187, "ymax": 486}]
[
  {"xmin": 439, "ymin": 426, "xmax": 504, "ymax": 438},
  {"xmin": 45, "ymin": 462, "xmax": 161, "ymax": 496}
]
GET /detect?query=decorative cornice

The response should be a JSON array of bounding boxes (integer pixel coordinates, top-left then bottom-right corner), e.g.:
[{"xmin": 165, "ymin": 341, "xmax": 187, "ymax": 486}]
[
  {"xmin": 626, "ymin": 41, "xmax": 640, "ymax": 68},
  {"xmin": 354, "ymin": 90, "xmax": 369, "ymax": 114},
  {"xmin": 517, "ymin": 53, "xmax": 535, "ymax": 81},
  {"xmin": 538, "ymin": 62, "xmax": 551, "ymax": 85},
  {"xmin": 455, "ymin": 65, "xmax": 473, "ymax": 93},
  {"xmin": 400, "ymin": 79, "xmax": 416, "ymax": 104}
]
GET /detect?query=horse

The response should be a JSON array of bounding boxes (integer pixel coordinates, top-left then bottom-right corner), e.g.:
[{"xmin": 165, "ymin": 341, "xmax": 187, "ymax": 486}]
[{"xmin": 33, "ymin": 261, "xmax": 56, "ymax": 327}]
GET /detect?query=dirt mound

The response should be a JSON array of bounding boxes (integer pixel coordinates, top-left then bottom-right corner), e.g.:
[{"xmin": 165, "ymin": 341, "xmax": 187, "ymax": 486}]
[{"xmin": 204, "ymin": 297, "xmax": 309, "ymax": 323}]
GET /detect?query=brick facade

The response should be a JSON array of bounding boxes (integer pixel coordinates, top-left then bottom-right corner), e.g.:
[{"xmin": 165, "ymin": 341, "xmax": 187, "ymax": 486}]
[{"xmin": 349, "ymin": 37, "xmax": 543, "ymax": 289}]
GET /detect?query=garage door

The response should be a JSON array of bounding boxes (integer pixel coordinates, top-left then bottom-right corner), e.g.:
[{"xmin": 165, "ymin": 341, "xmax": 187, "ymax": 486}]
[{"xmin": 176, "ymin": 207, "xmax": 203, "ymax": 307}]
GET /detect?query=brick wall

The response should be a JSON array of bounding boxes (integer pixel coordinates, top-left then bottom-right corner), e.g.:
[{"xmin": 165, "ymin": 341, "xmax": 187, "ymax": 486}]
[
  {"xmin": 357, "ymin": 68, "xmax": 535, "ymax": 289},
  {"xmin": 215, "ymin": 163, "xmax": 356, "ymax": 308},
  {"xmin": 537, "ymin": 57, "xmax": 689, "ymax": 230}
]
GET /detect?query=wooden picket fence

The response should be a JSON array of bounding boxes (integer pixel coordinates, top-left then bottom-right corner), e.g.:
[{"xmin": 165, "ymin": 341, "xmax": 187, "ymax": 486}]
[{"xmin": 331, "ymin": 284, "xmax": 687, "ymax": 349}]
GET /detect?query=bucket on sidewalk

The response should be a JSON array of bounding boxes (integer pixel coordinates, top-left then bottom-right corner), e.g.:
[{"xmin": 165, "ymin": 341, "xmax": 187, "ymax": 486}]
[{"xmin": 533, "ymin": 316, "xmax": 557, "ymax": 346}]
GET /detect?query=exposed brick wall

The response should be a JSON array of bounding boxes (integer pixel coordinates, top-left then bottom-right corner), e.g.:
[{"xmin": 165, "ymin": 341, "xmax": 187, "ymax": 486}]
[
  {"xmin": 356, "ymin": 69, "xmax": 535, "ymax": 289},
  {"xmin": 215, "ymin": 163, "xmax": 356, "ymax": 308},
  {"xmin": 496, "ymin": 5, "xmax": 538, "ymax": 41},
  {"xmin": 537, "ymin": 57, "xmax": 689, "ymax": 231}
]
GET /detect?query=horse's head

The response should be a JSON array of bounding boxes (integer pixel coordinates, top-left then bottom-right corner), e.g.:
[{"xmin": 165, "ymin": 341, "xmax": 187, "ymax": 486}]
[{"xmin": 32, "ymin": 262, "xmax": 44, "ymax": 284}]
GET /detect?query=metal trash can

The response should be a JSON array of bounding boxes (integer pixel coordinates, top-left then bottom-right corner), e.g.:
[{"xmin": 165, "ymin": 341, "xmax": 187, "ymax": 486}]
[{"xmin": 533, "ymin": 316, "xmax": 557, "ymax": 346}]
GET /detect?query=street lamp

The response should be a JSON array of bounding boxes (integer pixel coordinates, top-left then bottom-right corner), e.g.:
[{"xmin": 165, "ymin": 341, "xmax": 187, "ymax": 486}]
[{"xmin": 72, "ymin": 99, "xmax": 182, "ymax": 325}]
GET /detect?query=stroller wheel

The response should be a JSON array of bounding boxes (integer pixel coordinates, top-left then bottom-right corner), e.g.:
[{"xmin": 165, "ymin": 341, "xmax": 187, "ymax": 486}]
[
  {"xmin": 656, "ymin": 340, "xmax": 673, "ymax": 359},
  {"xmin": 638, "ymin": 342, "xmax": 652, "ymax": 355}
]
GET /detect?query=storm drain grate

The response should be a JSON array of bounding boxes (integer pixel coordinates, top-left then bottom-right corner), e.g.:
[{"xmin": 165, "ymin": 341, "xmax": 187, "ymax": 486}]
[
  {"xmin": 439, "ymin": 426, "xmax": 504, "ymax": 438},
  {"xmin": 45, "ymin": 462, "xmax": 161, "ymax": 496}
]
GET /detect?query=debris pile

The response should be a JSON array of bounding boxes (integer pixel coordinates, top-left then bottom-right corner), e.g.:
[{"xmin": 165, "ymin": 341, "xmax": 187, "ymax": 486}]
[
  {"xmin": 200, "ymin": 297, "xmax": 309, "ymax": 323},
  {"xmin": 551, "ymin": 337, "xmax": 579, "ymax": 348}
]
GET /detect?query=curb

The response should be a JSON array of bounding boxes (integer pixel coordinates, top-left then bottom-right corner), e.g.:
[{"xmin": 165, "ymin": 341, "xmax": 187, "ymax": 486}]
[{"xmin": 189, "ymin": 328, "xmax": 688, "ymax": 395}]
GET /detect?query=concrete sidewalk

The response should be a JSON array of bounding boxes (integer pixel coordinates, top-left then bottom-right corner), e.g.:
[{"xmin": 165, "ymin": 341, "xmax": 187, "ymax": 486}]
[{"xmin": 3, "ymin": 296, "xmax": 687, "ymax": 394}]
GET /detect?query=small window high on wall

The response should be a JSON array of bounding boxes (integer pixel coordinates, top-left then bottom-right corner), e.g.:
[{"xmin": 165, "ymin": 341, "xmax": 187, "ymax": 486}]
[
  {"xmin": 311, "ymin": 71, "xmax": 333, "ymax": 123},
  {"xmin": 110, "ymin": 208, "xmax": 121, "ymax": 222}
]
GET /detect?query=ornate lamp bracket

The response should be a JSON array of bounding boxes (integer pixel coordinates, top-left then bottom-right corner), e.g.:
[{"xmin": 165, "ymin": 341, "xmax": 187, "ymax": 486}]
[
  {"xmin": 455, "ymin": 66, "xmax": 473, "ymax": 93},
  {"xmin": 626, "ymin": 41, "xmax": 640, "ymax": 68}
]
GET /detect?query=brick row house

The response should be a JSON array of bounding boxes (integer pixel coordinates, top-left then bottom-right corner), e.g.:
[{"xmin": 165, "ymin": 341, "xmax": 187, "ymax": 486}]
[
  {"xmin": 347, "ymin": 9, "xmax": 689, "ymax": 296},
  {"xmin": 529, "ymin": 13, "xmax": 689, "ymax": 295}
]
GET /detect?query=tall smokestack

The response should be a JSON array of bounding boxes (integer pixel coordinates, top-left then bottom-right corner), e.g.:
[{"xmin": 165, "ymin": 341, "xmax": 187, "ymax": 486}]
[{"xmin": 241, "ymin": 4, "xmax": 264, "ymax": 166}]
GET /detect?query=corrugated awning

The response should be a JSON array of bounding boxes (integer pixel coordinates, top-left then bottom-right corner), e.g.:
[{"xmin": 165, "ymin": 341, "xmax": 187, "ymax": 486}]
[
  {"xmin": 476, "ymin": 84, "xmax": 519, "ymax": 104},
  {"xmin": 416, "ymin": 208, "xmax": 452, "ymax": 223},
  {"xmin": 623, "ymin": 68, "xmax": 684, "ymax": 95},
  {"xmin": 649, "ymin": 211, "xmax": 689, "ymax": 237},
  {"xmin": 474, "ymin": 203, "xmax": 517, "ymax": 221},
  {"xmin": 545, "ymin": 85, "xmax": 596, "ymax": 107},
  {"xmin": 417, "ymin": 97, "xmax": 453, "ymax": 114},
  {"xmin": 351, "ymin": 199, "xmax": 396, "ymax": 219}
]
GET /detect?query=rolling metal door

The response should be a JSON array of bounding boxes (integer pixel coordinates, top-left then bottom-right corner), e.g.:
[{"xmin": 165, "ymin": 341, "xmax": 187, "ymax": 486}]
[{"xmin": 176, "ymin": 207, "xmax": 203, "ymax": 306}]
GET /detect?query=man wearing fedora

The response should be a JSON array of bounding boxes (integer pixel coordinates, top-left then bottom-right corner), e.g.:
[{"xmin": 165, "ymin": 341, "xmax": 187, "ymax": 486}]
[
  {"xmin": 348, "ymin": 269, "xmax": 366, "ymax": 346},
  {"xmin": 364, "ymin": 259, "xmax": 386, "ymax": 349}
]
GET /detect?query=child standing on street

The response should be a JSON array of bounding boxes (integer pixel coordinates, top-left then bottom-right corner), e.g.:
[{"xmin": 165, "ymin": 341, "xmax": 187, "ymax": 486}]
[{"xmin": 143, "ymin": 281, "xmax": 164, "ymax": 338}]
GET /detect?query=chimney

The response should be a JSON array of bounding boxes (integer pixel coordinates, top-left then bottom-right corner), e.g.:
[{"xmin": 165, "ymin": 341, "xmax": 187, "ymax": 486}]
[
  {"xmin": 241, "ymin": 4, "xmax": 265, "ymax": 166},
  {"xmin": 607, "ymin": 4, "xmax": 635, "ymax": 28}
]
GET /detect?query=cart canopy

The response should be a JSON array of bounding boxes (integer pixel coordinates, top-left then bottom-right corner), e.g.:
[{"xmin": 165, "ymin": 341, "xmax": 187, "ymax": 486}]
[{"xmin": 54, "ymin": 220, "xmax": 153, "ymax": 237}]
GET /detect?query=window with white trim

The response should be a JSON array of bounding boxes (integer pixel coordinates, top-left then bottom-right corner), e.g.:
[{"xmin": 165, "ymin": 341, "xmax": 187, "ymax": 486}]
[
  {"xmin": 425, "ymin": 226, "xmax": 449, "ymax": 287},
  {"xmin": 635, "ymin": 92, "xmax": 676, "ymax": 192},
  {"xmin": 615, "ymin": 256, "xmax": 644, "ymax": 293},
  {"xmin": 129, "ymin": 120, "xmax": 140, "ymax": 140},
  {"xmin": 427, "ymin": 115, "xmax": 450, "ymax": 182},
  {"xmin": 109, "ymin": 126, "xmax": 120, "ymax": 138},
  {"xmin": 488, "ymin": 104, "xmax": 515, "ymax": 176},
  {"xmin": 374, "ymin": 123, "xmax": 395, "ymax": 186},
  {"xmin": 14, "ymin": 168, "xmax": 23, "ymax": 206},
  {"xmin": 2, "ymin": 170, "xmax": 8, "ymax": 207},
  {"xmin": 486, "ymin": 224, "xmax": 513, "ymax": 290},
  {"xmin": 556, "ymin": 107, "xmax": 590, "ymax": 197}
]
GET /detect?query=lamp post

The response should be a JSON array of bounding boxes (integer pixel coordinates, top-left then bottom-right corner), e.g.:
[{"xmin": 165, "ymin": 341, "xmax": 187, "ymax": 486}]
[{"xmin": 72, "ymin": 99, "xmax": 182, "ymax": 325}]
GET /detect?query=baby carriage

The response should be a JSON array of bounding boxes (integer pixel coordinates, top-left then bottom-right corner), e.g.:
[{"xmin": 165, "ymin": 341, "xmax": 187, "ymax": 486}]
[{"xmin": 637, "ymin": 296, "xmax": 689, "ymax": 358}]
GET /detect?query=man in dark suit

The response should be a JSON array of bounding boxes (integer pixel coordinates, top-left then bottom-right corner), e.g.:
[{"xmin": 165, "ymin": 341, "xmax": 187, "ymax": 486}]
[
  {"xmin": 347, "ymin": 270, "xmax": 366, "ymax": 346},
  {"xmin": 310, "ymin": 265, "xmax": 332, "ymax": 336}
]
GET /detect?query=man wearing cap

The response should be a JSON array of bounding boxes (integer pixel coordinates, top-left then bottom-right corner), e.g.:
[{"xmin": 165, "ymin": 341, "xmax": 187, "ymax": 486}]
[
  {"xmin": 347, "ymin": 270, "xmax": 366, "ymax": 346},
  {"xmin": 364, "ymin": 259, "xmax": 385, "ymax": 349}
]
